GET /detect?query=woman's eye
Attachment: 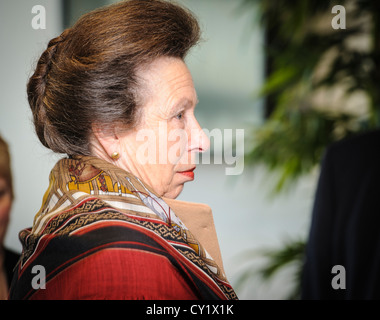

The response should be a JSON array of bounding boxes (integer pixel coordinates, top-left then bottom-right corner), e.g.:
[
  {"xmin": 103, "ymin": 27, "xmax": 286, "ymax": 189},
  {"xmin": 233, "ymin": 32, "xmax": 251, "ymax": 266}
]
[{"xmin": 175, "ymin": 112, "xmax": 184, "ymax": 120}]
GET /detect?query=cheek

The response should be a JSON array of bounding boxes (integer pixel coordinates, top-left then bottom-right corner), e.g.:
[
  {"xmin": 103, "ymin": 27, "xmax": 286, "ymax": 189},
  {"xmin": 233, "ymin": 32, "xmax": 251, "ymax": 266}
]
[
  {"xmin": 167, "ymin": 130, "xmax": 189, "ymax": 164},
  {"xmin": 0, "ymin": 193, "xmax": 11, "ymax": 229},
  {"xmin": 155, "ymin": 163, "xmax": 177, "ymax": 187},
  {"xmin": 168, "ymin": 139, "xmax": 186, "ymax": 164}
]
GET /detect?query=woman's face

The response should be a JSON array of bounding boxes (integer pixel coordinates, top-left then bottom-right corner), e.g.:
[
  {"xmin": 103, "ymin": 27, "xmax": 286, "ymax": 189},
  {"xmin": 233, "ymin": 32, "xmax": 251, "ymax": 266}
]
[
  {"xmin": 115, "ymin": 57, "xmax": 210, "ymax": 198},
  {"xmin": 0, "ymin": 177, "xmax": 12, "ymax": 245}
]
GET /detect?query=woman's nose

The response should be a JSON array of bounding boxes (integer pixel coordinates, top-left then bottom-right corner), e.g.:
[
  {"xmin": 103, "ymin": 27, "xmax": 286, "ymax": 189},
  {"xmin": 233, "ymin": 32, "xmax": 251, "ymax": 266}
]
[{"xmin": 188, "ymin": 119, "xmax": 210, "ymax": 153}]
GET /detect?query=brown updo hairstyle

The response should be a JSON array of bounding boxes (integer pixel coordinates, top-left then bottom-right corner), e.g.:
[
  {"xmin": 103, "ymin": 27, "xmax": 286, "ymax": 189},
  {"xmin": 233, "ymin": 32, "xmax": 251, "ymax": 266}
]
[{"xmin": 27, "ymin": 0, "xmax": 200, "ymax": 156}]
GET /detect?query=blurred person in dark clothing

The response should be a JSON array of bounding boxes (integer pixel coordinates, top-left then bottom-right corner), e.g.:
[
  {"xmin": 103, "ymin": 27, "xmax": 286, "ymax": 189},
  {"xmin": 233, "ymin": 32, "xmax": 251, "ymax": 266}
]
[{"xmin": 301, "ymin": 129, "xmax": 380, "ymax": 299}]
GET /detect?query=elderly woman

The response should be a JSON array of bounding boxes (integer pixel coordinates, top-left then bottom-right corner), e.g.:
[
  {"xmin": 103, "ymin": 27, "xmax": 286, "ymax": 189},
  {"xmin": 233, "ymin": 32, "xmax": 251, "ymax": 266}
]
[{"xmin": 9, "ymin": 0, "xmax": 237, "ymax": 300}]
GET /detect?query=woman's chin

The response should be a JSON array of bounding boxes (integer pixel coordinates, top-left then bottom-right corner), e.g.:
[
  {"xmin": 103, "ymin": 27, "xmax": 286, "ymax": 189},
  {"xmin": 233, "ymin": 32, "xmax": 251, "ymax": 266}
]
[{"xmin": 162, "ymin": 184, "xmax": 184, "ymax": 199}]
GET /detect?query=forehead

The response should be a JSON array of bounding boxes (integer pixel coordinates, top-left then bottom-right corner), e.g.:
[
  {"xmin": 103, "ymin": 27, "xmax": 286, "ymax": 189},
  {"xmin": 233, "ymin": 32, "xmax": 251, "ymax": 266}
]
[{"xmin": 137, "ymin": 57, "xmax": 197, "ymax": 105}]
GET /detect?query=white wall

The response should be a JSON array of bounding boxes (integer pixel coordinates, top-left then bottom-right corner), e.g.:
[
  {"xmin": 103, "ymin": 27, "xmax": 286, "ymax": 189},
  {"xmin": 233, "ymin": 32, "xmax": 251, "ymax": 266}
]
[{"xmin": 0, "ymin": 0, "xmax": 63, "ymax": 251}]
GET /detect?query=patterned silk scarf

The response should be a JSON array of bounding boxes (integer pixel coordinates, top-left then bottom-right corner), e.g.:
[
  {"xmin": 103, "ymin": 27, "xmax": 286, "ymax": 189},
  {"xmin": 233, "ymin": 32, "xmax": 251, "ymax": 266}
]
[{"xmin": 14, "ymin": 156, "xmax": 237, "ymax": 300}]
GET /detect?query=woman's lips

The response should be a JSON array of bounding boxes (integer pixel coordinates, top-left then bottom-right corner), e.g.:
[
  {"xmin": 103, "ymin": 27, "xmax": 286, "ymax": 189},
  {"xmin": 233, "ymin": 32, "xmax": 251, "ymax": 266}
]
[{"xmin": 178, "ymin": 168, "xmax": 195, "ymax": 180}]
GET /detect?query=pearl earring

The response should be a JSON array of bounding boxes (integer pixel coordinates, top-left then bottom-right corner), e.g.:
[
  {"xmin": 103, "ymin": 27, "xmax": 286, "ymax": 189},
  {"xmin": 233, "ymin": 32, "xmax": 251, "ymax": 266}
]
[{"xmin": 110, "ymin": 152, "xmax": 120, "ymax": 160}]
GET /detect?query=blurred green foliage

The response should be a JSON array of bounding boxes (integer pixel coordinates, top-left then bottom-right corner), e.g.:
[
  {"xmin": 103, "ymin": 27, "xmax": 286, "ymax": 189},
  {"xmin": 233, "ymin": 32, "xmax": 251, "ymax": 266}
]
[
  {"xmin": 237, "ymin": 0, "xmax": 380, "ymax": 299},
  {"xmin": 243, "ymin": 0, "xmax": 380, "ymax": 193},
  {"xmin": 235, "ymin": 238, "xmax": 306, "ymax": 299}
]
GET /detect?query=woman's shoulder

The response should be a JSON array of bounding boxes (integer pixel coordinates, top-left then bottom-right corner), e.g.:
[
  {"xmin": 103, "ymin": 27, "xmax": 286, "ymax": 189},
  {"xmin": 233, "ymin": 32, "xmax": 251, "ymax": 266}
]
[
  {"xmin": 27, "ymin": 245, "xmax": 199, "ymax": 300},
  {"xmin": 10, "ymin": 198, "xmax": 198, "ymax": 299},
  {"xmin": 10, "ymin": 218, "xmax": 200, "ymax": 300}
]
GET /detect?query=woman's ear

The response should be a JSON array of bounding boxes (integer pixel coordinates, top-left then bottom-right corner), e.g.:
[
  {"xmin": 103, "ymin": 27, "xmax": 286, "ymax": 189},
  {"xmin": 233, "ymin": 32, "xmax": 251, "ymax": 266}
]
[{"xmin": 90, "ymin": 123, "xmax": 121, "ymax": 161}]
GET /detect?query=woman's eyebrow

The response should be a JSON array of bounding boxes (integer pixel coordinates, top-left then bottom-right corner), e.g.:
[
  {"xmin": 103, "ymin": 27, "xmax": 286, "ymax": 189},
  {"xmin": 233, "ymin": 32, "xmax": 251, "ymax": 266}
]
[{"xmin": 171, "ymin": 97, "xmax": 198, "ymax": 111}]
